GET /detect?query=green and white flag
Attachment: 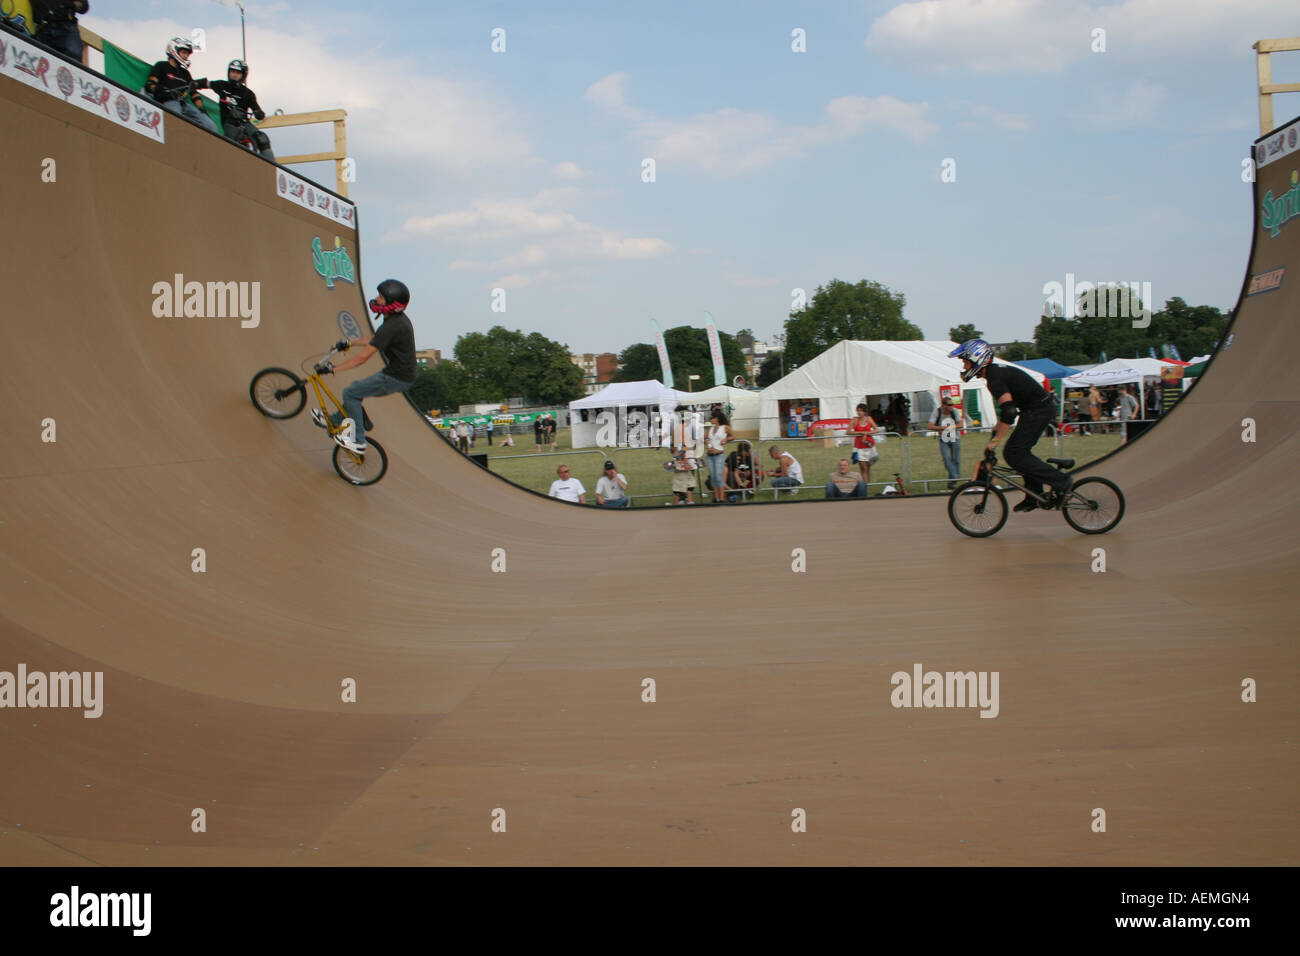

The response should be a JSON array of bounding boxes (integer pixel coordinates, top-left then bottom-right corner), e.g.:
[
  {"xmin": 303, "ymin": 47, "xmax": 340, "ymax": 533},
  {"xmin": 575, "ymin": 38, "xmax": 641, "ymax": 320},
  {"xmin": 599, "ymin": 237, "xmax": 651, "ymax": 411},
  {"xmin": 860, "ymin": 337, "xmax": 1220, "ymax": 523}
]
[
  {"xmin": 704, "ymin": 311, "xmax": 726, "ymax": 386},
  {"xmin": 651, "ymin": 318, "xmax": 674, "ymax": 388}
]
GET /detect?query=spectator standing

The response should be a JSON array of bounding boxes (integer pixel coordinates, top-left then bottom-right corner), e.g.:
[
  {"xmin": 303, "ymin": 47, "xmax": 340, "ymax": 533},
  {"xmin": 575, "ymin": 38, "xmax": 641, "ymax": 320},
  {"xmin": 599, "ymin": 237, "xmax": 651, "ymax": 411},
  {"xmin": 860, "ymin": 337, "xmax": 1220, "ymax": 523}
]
[
  {"xmin": 547, "ymin": 464, "xmax": 586, "ymax": 504},
  {"xmin": 927, "ymin": 395, "xmax": 972, "ymax": 488},
  {"xmin": 533, "ymin": 416, "xmax": 545, "ymax": 453},
  {"xmin": 485, "ymin": 420, "xmax": 494, "ymax": 446},
  {"xmin": 454, "ymin": 420, "xmax": 470, "ymax": 453},
  {"xmin": 767, "ymin": 445, "xmax": 804, "ymax": 497},
  {"xmin": 145, "ymin": 38, "xmax": 221, "ymax": 135},
  {"xmin": 1088, "ymin": 386, "xmax": 1101, "ymax": 434},
  {"xmin": 547, "ymin": 415, "xmax": 559, "ymax": 452},
  {"xmin": 595, "ymin": 460, "xmax": 630, "ymax": 508},
  {"xmin": 704, "ymin": 410, "xmax": 733, "ymax": 503},
  {"xmin": 848, "ymin": 403, "xmax": 882, "ymax": 485},
  {"xmin": 31, "ymin": 1, "xmax": 87, "ymax": 62},
  {"xmin": 1119, "ymin": 384, "xmax": 1139, "ymax": 442}
]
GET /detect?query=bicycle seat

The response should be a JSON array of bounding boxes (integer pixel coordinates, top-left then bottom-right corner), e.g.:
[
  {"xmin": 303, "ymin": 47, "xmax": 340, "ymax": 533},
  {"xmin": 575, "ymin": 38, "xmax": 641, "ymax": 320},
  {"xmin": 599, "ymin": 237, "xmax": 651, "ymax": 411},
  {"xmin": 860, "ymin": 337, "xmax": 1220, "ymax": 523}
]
[{"xmin": 1046, "ymin": 457, "xmax": 1074, "ymax": 469}]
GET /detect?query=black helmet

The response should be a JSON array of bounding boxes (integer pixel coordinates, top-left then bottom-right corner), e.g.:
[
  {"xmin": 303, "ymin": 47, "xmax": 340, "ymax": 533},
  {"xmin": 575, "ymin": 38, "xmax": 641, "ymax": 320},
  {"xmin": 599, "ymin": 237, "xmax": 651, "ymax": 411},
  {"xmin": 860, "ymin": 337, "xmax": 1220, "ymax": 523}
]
[
  {"xmin": 228, "ymin": 59, "xmax": 248, "ymax": 80},
  {"xmin": 370, "ymin": 278, "xmax": 410, "ymax": 315}
]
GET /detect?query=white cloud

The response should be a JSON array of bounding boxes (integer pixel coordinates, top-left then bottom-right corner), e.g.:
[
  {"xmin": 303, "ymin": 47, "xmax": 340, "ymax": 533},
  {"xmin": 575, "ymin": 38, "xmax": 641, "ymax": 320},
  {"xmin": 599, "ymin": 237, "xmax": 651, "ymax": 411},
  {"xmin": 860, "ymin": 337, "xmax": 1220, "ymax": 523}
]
[
  {"xmin": 587, "ymin": 73, "xmax": 935, "ymax": 175},
  {"xmin": 389, "ymin": 189, "xmax": 673, "ymax": 283},
  {"xmin": 866, "ymin": 0, "xmax": 1299, "ymax": 75},
  {"xmin": 551, "ymin": 161, "xmax": 592, "ymax": 181},
  {"xmin": 82, "ymin": 16, "xmax": 534, "ymax": 170}
]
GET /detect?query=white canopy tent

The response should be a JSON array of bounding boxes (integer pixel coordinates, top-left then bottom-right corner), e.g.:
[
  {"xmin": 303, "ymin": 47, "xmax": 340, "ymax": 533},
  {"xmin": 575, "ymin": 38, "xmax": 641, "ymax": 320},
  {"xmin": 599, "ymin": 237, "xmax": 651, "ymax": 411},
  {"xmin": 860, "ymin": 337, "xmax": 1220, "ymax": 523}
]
[
  {"xmin": 757, "ymin": 340, "xmax": 1045, "ymax": 439},
  {"xmin": 1061, "ymin": 358, "xmax": 1171, "ymax": 388},
  {"xmin": 677, "ymin": 385, "xmax": 762, "ymax": 435},
  {"xmin": 569, "ymin": 380, "xmax": 693, "ymax": 448}
]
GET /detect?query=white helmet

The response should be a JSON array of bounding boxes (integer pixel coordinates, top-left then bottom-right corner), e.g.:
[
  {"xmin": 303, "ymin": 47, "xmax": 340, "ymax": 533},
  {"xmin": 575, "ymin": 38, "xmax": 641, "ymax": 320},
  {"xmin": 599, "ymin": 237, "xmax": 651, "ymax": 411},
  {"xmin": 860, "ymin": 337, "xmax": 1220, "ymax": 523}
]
[{"xmin": 166, "ymin": 37, "xmax": 194, "ymax": 70}]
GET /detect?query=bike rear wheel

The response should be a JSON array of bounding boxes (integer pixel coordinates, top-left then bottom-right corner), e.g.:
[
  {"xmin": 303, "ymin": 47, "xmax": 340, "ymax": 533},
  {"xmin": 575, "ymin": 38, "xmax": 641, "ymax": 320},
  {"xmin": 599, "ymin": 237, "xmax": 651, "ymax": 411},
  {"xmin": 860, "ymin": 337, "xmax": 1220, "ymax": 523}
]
[
  {"xmin": 332, "ymin": 438, "xmax": 389, "ymax": 486},
  {"xmin": 948, "ymin": 481, "xmax": 1008, "ymax": 537},
  {"xmin": 1061, "ymin": 476, "xmax": 1125, "ymax": 534},
  {"xmin": 249, "ymin": 367, "xmax": 306, "ymax": 419}
]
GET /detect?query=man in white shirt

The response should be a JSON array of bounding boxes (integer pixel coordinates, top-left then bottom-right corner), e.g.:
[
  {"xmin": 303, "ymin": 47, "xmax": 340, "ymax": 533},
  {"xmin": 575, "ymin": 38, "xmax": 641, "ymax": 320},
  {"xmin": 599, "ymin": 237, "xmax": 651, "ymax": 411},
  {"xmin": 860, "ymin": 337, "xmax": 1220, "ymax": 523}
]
[
  {"xmin": 547, "ymin": 463, "xmax": 586, "ymax": 504},
  {"xmin": 595, "ymin": 460, "xmax": 630, "ymax": 507},
  {"xmin": 768, "ymin": 445, "xmax": 804, "ymax": 497}
]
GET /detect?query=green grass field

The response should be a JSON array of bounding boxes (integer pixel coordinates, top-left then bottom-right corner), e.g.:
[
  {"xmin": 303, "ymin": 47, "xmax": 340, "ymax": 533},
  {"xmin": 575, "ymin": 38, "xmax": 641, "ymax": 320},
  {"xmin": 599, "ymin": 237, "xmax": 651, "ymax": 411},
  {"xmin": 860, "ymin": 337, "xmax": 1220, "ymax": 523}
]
[{"xmin": 461, "ymin": 426, "xmax": 1126, "ymax": 507}]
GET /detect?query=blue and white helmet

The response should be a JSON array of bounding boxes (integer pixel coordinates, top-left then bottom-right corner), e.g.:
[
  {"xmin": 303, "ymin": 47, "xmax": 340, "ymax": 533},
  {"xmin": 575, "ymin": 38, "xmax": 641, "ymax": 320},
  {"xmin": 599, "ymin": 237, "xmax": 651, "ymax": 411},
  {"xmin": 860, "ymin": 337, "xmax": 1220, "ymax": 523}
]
[{"xmin": 949, "ymin": 338, "xmax": 994, "ymax": 382}]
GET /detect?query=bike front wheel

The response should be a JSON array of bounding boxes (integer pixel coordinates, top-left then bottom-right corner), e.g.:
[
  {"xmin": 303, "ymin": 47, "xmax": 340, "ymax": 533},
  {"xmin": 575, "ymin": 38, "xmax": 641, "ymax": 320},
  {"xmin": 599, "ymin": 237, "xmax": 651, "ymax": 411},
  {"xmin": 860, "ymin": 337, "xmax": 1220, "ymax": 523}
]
[
  {"xmin": 1061, "ymin": 476, "xmax": 1125, "ymax": 534},
  {"xmin": 948, "ymin": 481, "xmax": 1008, "ymax": 537},
  {"xmin": 332, "ymin": 438, "xmax": 389, "ymax": 486},
  {"xmin": 249, "ymin": 367, "xmax": 306, "ymax": 419}
]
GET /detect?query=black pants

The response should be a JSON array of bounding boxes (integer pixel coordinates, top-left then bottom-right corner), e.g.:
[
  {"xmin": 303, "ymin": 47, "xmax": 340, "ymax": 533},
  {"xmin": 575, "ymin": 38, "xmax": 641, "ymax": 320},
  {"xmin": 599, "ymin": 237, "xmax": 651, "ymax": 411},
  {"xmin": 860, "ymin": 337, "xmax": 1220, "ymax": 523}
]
[
  {"xmin": 223, "ymin": 119, "xmax": 276, "ymax": 161},
  {"xmin": 1003, "ymin": 403, "xmax": 1067, "ymax": 495}
]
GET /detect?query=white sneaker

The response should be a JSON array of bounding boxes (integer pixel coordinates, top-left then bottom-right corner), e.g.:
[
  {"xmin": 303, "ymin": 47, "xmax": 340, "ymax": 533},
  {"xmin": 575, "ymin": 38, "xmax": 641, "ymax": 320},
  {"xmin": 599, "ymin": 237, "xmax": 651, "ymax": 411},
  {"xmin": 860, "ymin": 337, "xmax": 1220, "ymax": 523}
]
[
  {"xmin": 332, "ymin": 422, "xmax": 366, "ymax": 455},
  {"xmin": 311, "ymin": 409, "xmax": 329, "ymax": 429}
]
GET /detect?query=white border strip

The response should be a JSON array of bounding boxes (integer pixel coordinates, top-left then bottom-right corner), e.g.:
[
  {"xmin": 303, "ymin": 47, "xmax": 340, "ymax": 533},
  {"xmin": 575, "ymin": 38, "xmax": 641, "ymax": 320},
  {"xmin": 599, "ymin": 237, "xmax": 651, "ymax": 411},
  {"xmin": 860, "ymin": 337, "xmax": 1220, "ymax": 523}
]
[
  {"xmin": 0, "ymin": 31, "xmax": 165, "ymax": 141},
  {"xmin": 275, "ymin": 168, "xmax": 356, "ymax": 230}
]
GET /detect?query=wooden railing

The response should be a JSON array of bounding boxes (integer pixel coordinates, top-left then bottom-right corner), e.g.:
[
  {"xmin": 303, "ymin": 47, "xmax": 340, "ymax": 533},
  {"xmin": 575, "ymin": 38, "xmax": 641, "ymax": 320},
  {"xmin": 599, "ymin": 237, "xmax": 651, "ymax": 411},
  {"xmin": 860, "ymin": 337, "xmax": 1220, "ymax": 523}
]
[
  {"xmin": 76, "ymin": 24, "xmax": 350, "ymax": 196},
  {"xmin": 1254, "ymin": 38, "xmax": 1300, "ymax": 136}
]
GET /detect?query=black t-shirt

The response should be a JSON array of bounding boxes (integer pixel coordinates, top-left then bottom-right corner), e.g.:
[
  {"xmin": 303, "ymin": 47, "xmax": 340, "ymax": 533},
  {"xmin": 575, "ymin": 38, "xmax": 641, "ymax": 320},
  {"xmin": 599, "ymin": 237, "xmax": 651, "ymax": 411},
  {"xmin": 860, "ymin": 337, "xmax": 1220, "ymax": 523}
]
[
  {"xmin": 369, "ymin": 311, "xmax": 416, "ymax": 382},
  {"xmin": 204, "ymin": 80, "xmax": 265, "ymax": 126},
  {"xmin": 985, "ymin": 364, "xmax": 1051, "ymax": 411},
  {"xmin": 145, "ymin": 60, "xmax": 199, "ymax": 104}
]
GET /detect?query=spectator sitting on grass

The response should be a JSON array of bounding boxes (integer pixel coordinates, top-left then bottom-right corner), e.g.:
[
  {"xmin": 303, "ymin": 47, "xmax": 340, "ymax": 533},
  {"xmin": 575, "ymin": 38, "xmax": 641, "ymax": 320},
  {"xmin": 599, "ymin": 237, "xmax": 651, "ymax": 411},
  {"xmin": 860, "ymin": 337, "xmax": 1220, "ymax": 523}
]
[
  {"xmin": 767, "ymin": 445, "xmax": 804, "ymax": 497},
  {"xmin": 548, "ymin": 464, "xmax": 586, "ymax": 504},
  {"xmin": 825, "ymin": 459, "xmax": 869, "ymax": 499},
  {"xmin": 724, "ymin": 444, "xmax": 756, "ymax": 501},
  {"xmin": 595, "ymin": 460, "xmax": 630, "ymax": 508}
]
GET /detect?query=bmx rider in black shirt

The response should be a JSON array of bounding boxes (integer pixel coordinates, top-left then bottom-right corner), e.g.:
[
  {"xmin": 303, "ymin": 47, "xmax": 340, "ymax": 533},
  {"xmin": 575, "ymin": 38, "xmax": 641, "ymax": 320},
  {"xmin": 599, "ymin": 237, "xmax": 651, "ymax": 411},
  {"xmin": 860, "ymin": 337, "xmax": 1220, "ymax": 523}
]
[
  {"xmin": 316, "ymin": 279, "xmax": 417, "ymax": 455},
  {"xmin": 949, "ymin": 338, "xmax": 1072, "ymax": 513}
]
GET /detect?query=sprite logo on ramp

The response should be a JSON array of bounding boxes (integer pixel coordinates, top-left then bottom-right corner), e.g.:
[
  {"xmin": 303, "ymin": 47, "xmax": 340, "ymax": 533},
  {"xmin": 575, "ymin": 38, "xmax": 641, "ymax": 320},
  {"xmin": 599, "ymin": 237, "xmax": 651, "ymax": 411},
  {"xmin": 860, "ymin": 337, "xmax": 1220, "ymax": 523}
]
[
  {"xmin": 1262, "ymin": 170, "xmax": 1300, "ymax": 239},
  {"xmin": 312, "ymin": 236, "xmax": 356, "ymax": 288}
]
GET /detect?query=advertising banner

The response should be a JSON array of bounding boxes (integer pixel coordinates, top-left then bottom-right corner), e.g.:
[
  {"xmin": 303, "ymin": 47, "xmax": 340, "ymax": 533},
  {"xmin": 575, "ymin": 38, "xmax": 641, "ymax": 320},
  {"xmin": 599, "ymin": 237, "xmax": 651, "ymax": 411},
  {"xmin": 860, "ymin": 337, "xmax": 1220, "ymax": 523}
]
[
  {"xmin": 651, "ymin": 318, "xmax": 674, "ymax": 389},
  {"xmin": 0, "ymin": 31, "xmax": 166, "ymax": 141},
  {"xmin": 704, "ymin": 311, "xmax": 726, "ymax": 386},
  {"xmin": 276, "ymin": 168, "xmax": 356, "ymax": 230},
  {"xmin": 1160, "ymin": 363, "xmax": 1184, "ymax": 414}
]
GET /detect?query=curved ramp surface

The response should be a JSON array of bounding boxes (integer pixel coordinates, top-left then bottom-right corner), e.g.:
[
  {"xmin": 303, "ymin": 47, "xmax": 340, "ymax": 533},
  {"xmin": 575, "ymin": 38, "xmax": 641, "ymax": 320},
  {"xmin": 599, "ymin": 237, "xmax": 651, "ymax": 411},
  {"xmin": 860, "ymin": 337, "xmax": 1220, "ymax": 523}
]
[{"xmin": 1, "ymin": 65, "xmax": 1296, "ymax": 865}]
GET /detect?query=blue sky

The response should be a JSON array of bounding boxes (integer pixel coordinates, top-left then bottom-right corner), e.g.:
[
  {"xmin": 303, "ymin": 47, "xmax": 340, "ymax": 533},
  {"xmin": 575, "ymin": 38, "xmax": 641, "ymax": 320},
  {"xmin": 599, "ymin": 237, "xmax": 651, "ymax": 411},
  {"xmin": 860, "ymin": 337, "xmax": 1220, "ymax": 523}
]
[{"xmin": 85, "ymin": 0, "xmax": 1300, "ymax": 354}]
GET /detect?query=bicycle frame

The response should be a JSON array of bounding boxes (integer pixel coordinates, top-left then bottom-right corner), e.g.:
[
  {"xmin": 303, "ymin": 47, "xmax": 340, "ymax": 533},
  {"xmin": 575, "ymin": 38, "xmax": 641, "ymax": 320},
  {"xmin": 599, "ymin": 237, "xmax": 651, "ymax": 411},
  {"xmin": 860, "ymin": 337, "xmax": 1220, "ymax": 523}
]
[{"xmin": 975, "ymin": 461, "xmax": 1050, "ymax": 504}]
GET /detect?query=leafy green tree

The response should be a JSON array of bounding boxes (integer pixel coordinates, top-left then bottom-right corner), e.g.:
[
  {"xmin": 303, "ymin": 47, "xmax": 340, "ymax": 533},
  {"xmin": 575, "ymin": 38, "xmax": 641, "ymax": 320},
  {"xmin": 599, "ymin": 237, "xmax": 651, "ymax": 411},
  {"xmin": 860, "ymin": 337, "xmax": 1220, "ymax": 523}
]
[
  {"xmin": 1000, "ymin": 341, "xmax": 1038, "ymax": 361},
  {"xmin": 453, "ymin": 326, "xmax": 584, "ymax": 405},
  {"xmin": 408, "ymin": 361, "xmax": 471, "ymax": 415},
  {"xmin": 784, "ymin": 279, "xmax": 921, "ymax": 367},
  {"xmin": 949, "ymin": 323, "xmax": 983, "ymax": 343},
  {"xmin": 757, "ymin": 352, "xmax": 784, "ymax": 386},
  {"xmin": 612, "ymin": 343, "xmax": 661, "ymax": 382}
]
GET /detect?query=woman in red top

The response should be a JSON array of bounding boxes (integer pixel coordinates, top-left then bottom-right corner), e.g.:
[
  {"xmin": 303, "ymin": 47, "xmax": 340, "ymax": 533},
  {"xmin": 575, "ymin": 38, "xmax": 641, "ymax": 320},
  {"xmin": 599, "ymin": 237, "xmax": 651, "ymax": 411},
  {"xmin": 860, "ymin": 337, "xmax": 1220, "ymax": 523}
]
[{"xmin": 849, "ymin": 403, "xmax": 882, "ymax": 485}]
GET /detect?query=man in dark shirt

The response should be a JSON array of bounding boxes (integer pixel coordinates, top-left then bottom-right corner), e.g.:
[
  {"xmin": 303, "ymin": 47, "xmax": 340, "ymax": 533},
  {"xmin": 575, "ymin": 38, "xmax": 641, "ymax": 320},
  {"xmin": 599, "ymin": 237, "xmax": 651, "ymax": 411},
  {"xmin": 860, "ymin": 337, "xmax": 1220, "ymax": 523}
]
[
  {"xmin": 200, "ymin": 59, "xmax": 276, "ymax": 161},
  {"xmin": 950, "ymin": 339, "xmax": 1070, "ymax": 512},
  {"xmin": 144, "ymin": 37, "xmax": 220, "ymax": 135},
  {"xmin": 323, "ymin": 279, "xmax": 417, "ymax": 454},
  {"xmin": 31, "ymin": 0, "xmax": 87, "ymax": 61}
]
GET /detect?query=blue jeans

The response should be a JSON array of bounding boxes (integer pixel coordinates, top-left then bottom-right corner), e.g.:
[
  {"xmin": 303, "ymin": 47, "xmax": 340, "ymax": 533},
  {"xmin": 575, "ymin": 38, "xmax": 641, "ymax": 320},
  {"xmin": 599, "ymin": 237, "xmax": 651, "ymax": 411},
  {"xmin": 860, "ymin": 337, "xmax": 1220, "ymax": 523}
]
[
  {"xmin": 825, "ymin": 480, "xmax": 868, "ymax": 499},
  {"xmin": 706, "ymin": 452, "xmax": 726, "ymax": 488},
  {"xmin": 940, "ymin": 440, "xmax": 962, "ymax": 480},
  {"xmin": 163, "ymin": 98, "xmax": 220, "ymax": 135},
  {"xmin": 330, "ymin": 371, "xmax": 412, "ymax": 447},
  {"xmin": 600, "ymin": 496, "xmax": 630, "ymax": 508},
  {"xmin": 36, "ymin": 20, "xmax": 83, "ymax": 61},
  {"xmin": 771, "ymin": 476, "xmax": 801, "ymax": 489}
]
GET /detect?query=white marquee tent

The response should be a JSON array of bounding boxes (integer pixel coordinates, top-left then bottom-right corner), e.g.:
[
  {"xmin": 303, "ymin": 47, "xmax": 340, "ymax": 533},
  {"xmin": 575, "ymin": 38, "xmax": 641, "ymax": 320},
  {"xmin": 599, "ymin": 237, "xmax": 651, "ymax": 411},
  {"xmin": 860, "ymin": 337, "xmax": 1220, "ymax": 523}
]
[
  {"xmin": 757, "ymin": 340, "xmax": 1046, "ymax": 439},
  {"xmin": 1061, "ymin": 358, "xmax": 1171, "ymax": 389},
  {"xmin": 677, "ymin": 385, "xmax": 762, "ymax": 435},
  {"xmin": 569, "ymin": 380, "xmax": 692, "ymax": 448}
]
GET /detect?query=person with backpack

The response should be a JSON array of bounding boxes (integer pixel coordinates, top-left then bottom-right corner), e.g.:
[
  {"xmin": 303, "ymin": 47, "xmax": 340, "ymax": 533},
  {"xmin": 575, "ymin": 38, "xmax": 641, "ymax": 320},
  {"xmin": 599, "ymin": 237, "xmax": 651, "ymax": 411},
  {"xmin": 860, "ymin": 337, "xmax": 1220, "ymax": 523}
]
[{"xmin": 927, "ymin": 394, "xmax": 972, "ymax": 489}]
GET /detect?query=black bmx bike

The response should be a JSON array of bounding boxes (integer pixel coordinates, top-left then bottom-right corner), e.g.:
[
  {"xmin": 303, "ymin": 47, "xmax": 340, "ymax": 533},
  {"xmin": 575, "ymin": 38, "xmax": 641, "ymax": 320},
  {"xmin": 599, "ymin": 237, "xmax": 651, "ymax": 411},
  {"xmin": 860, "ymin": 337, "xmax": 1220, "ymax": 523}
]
[{"xmin": 947, "ymin": 448, "xmax": 1125, "ymax": 538}]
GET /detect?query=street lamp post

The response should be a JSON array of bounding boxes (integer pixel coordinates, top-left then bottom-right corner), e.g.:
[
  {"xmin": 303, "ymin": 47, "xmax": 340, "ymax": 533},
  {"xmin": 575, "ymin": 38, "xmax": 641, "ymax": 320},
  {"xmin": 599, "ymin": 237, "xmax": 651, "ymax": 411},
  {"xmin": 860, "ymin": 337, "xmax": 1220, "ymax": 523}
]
[{"xmin": 215, "ymin": 0, "xmax": 247, "ymax": 62}]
